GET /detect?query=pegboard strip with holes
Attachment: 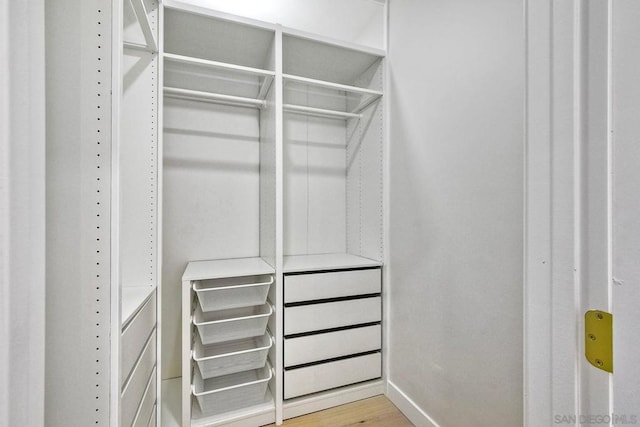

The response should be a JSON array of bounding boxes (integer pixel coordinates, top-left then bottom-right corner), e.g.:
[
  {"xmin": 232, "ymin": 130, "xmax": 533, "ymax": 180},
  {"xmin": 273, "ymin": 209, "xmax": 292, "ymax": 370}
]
[
  {"xmin": 93, "ymin": 1, "xmax": 111, "ymax": 424},
  {"xmin": 149, "ymin": 1, "xmax": 158, "ymax": 288}
]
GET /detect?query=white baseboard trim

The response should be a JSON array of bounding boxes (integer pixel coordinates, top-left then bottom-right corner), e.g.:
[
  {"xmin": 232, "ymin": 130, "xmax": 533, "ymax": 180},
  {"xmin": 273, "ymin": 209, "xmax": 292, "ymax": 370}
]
[
  {"xmin": 283, "ymin": 380, "xmax": 385, "ymax": 420},
  {"xmin": 386, "ymin": 381, "xmax": 440, "ymax": 427}
]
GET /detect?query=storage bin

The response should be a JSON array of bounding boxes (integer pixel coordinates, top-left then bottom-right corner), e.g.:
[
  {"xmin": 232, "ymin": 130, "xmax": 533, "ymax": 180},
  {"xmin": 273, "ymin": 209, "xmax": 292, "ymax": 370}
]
[
  {"xmin": 193, "ymin": 274, "xmax": 273, "ymax": 312},
  {"xmin": 193, "ymin": 331, "xmax": 273, "ymax": 379},
  {"xmin": 192, "ymin": 362, "xmax": 273, "ymax": 415},
  {"xmin": 193, "ymin": 303, "xmax": 273, "ymax": 345}
]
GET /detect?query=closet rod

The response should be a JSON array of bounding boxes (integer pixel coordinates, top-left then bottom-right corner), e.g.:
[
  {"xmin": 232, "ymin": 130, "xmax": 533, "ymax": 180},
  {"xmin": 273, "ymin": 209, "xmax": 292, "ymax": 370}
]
[
  {"xmin": 283, "ymin": 73, "xmax": 383, "ymax": 97},
  {"xmin": 164, "ymin": 87, "xmax": 267, "ymax": 108},
  {"xmin": 128, "ymin": 0, "xmax": 157, "ymax": 53},
  {"xmin": 283, "ymin": 104, "xmax": 362, "ymax": 120},
  {"xmin": 164, "ymin": 53, "xmax": 275, "ymax": 78}
]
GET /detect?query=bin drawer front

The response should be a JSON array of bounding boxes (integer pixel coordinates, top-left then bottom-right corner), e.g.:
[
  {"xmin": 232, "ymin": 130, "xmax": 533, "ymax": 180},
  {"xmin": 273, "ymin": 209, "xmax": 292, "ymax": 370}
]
[
  {"xmin": 284, "ymin": 297, "xmax": 381, "ymax": 335},
  {"xmin": 285, "ymin": 269, "xmax": 380, "ymax": 303},
  {"xmin": 284, "ymin": 352, "xmax": 381, "ymax": 399},
  {"xmin": 121, "ymin": 293, "xmax": 156, "ymax": 384},
  {"xmin": 284, "ymin": 325, "xmax": 381, "ymax": 367}
]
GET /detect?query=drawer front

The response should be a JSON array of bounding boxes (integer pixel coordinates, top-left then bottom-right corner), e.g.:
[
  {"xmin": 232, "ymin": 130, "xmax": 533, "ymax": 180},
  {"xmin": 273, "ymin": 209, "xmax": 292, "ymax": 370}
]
[
  {"xmin": 284, "ymin": 297, "xmax": 381, "ymax": 335},
  {"xmin": 132, "ymin": 370, "xmax": 156, "ymax": 427},
  {"xmin": 147, "ymin": 406, "xmax": 156, "ymax": 427},
  {"xmin": 284, "ymin": 352, "xmax": 381, "ymax": 399},
  {"xmin": 122, "ymin": 292, "xmax": 156, "ymax": 385},
  {"xmin": 122, "ymin": 330, "xmax": 156, "ymax": 427},
  {"xmin": 285, "ymin": 269, "xmax": 381, "ymax": 303},
  {"xmin": 284, "ymin": 325, "xmax": 381, "ymax": 367}
]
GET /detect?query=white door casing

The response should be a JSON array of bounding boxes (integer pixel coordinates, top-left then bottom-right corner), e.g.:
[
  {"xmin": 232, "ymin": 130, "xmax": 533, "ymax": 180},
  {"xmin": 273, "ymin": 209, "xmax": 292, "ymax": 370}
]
[{"xmin": 525, "ymin": 0, "xmax": 640, "ymax": 425}]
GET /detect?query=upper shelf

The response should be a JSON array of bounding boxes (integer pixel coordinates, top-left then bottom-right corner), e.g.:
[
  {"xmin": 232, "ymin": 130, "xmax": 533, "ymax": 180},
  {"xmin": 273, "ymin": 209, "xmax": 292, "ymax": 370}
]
[
  {"xmin": 123, "ymin": 0, "xmax": 158, "ymax": 53},
  {"xmin": 283, "ymin": 33, "xmax": 384, "ymax": 87},
  {"xmin": 164, "ymin": 7, "xmax": 275, "ymax": 71}
]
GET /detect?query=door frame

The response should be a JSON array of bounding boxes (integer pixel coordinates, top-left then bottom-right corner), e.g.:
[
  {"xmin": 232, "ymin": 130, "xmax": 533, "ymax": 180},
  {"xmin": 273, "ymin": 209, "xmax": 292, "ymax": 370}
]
[{"xmin": 524, "ymin": 0, "xmax": 616, "ymax": 425}]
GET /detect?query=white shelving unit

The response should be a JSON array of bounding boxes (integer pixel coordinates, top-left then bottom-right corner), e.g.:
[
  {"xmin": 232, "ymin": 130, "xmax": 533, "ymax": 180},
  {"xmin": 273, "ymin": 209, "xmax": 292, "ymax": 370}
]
[
  {"xmin": 116, "ymin": 1, "xmax": 386, "ymax": 425},
  {"xmin": 115, "ymin": 0, "xmax": 161, "ymax": 425},
  {"xmin": 182, "ymin": 258, "xmax": 276, "ymax": 426}
]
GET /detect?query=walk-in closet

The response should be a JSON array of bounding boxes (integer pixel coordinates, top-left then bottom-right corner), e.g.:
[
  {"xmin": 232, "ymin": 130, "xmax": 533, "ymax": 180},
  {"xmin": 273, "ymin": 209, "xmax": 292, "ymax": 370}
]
[{"xmin": 7, "ymin": 0, "xmax": 639, "ymax": 426}]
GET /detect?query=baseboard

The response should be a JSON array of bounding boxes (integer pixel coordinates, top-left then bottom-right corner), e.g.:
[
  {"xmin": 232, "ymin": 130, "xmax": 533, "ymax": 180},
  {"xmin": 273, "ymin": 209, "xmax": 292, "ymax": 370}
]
[
  {"xmin": 282, "ymin": 380, "xmax": 385, "ymax": 420},
  {"xmin": 386, "ymin": 381, "xmax": 440, "ymax": 427}
]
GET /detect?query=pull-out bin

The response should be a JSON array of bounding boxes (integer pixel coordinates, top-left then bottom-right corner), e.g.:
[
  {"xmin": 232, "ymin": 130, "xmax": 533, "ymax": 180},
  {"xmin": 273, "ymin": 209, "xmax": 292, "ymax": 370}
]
[
  {"xmin": 192, "ymin": 362, "xmax": 273, "ymax": 415},
  {"xmin": 193, "ymin": 331, "xmax": 273, "ymax": 379},
  {"xmin": 193, "ymin": 274, "xmax": 273, "ymax": 312},
  {"xmin": 193, "ymin": 303, "xmax": 273, "ymax": 345}
]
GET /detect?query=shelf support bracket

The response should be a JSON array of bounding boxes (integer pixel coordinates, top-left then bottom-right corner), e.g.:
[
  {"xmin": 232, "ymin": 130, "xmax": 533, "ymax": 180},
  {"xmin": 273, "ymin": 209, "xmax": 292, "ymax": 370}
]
[{"xmin": 129, "ymin": 0, "xmax": 157, "ymax": 53}]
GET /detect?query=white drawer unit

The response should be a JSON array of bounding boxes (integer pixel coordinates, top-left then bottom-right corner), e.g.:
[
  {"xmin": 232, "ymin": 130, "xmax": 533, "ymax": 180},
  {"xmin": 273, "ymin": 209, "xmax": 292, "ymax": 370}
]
[
  {"xmin": 284, "ymin": 296, "xmax": 381, "ymax": 336},
  {"xmin": 182, "ymin": 258, "xmax": 275, "ymax": 425},
  {"xmin": 283, "ymin": 266, "xmax": 383, "ymax": 400},
  {"xmin": 284, "ymin": 324, "xmax": 381, "ymax": 367},
  {"xmin": 121, "ymin": 293, "xmax": 156, "ymax": 385},
  {"xmin": 284, "ymin": 268, "xmax": 381, "ymax": 303},
  {"xmin": 284, "ymin": 352, "xmax": 382, "ymax": 399}
]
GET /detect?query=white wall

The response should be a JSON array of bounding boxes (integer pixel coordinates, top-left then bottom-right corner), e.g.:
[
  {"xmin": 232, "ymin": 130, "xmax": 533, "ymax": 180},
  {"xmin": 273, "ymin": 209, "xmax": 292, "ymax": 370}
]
[
  {"xmin": 173, "ymin": 0, "xmax": 385, "ymax": 49},
  {"xmin": 0, "ymin": 0, "xmax": 46, "ymax": 426},
  {"xmin": 387, "ymin": 1, "xmax": 523, "ymax": 426}
]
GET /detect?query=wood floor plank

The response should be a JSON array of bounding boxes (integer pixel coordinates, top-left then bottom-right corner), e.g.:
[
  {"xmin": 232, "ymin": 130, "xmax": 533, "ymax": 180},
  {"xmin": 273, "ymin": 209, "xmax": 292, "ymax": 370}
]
[{"xmin": 264, "ymin": 396, "xmax": 414, "ymax": 426}]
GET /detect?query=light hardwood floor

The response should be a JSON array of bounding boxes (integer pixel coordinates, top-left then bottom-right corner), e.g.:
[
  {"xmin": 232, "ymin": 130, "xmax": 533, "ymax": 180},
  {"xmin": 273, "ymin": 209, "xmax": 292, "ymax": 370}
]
[{"xmin": 264, "ymin": 396, "xmax": 414, "ymax": 426}]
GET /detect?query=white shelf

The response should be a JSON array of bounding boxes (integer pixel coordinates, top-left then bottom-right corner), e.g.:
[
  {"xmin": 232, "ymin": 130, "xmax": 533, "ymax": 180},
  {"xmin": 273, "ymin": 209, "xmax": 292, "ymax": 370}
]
[
  {"xmin": 121, "ymin": 285, "xmax": 155, "ymax": 327},
  {"xmin": 283, "ymin": 253, "xmax": 382, "ymax": 273},
  {"xmin": 182, "ymin": 257, "xmax": 275, "ymax": 281},
  {"xmin": 283, "ymin": 33, "xmax": 384, "ymax": 86}
]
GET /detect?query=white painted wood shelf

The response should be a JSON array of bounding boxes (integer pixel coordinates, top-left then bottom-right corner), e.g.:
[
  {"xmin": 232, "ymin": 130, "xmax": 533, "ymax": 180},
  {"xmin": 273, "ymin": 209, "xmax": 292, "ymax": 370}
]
[
  {"xmin": 182, "ymin": 257, "xmax": 275, "ymax": 281},
  {"xmin": 283, "ymin": 253, "xmax": 382, "ymax": 273}
]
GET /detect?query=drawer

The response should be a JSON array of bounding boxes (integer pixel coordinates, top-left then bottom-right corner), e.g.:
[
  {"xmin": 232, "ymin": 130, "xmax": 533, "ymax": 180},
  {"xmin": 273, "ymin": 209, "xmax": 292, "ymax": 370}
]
[
  {"xmin": 147, "ymin": 406, "xmax": 156, "ymax": 427},
  {"xmin": 132, "ymin": 369, "xmax": 156, "ymax": 427},
  {"xmin": 284, "ymin": 297, "xmax": 381, "ymax": 335},
  {"xmin": 285, "ymin": 269, "xmax": 380, "ymax": 303},
  {"xmin": 285, "ymin": 324, "xmax": 381, "ymax": 367},
  {"xmin": 122, "ymin": 292, "xmax": 156, "ymax": 385},
  {"xmin": 122, "ymin": 330, "xmax": 156, "ymax": 427},
  {"xmin": 284, "ymin": 352, "xmax": 381, "ymax": 399}
]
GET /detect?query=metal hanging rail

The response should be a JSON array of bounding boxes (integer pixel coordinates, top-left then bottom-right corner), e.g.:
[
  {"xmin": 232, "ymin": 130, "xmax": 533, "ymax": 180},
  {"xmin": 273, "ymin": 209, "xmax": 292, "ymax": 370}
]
[
  {"xmin": 164, "ymin": 87, "xmax": 267, "ymax": 109},
  {"xmin": 164, "ymin": 53, "xmax": 275, "ymax": 78},
  {"xmin": 283, "ymin": 73, "xmax": 383, "ymax": 97},
  {"xmin": 283, "ymin": 104, "xmax": 362, "ymax": 120}
]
